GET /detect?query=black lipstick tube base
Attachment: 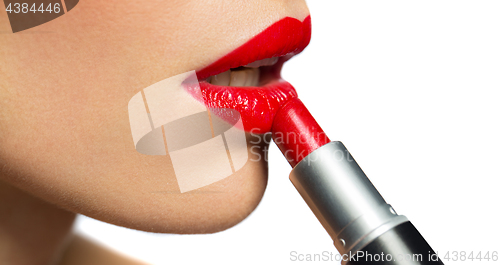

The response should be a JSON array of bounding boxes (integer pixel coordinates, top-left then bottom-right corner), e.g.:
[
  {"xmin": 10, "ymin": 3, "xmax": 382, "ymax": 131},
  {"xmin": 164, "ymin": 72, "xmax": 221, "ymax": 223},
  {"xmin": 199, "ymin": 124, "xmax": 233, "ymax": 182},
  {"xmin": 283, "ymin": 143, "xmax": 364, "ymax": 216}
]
[{"xmin": 345, "ymin": 221, "xmax": 443, "ymax": 264}]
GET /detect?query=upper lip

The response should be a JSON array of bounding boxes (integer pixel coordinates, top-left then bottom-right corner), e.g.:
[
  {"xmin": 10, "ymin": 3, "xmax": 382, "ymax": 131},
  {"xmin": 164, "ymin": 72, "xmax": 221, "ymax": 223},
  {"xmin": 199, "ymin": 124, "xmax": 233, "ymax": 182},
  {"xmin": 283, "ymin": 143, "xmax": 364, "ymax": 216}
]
[{"xmin": 196, "ymin": 16, "xmax": 312, "ymax": 81}]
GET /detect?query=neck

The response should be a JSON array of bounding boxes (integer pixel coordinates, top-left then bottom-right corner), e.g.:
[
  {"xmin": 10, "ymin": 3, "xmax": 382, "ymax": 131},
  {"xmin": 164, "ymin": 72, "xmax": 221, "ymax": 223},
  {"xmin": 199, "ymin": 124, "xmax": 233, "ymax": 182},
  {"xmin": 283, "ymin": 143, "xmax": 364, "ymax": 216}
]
[{"xmin": 0, "ymin": 179, "xmax": 76, "ymax": 265}]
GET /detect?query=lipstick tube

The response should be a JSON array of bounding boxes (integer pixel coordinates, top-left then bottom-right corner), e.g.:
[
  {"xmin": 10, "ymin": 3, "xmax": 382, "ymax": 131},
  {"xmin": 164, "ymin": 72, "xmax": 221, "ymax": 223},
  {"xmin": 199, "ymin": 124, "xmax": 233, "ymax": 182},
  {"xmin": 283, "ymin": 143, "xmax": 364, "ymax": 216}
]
[{"xmin": 272, "ymin": 98, "xmax": 444, "ymax": 264}]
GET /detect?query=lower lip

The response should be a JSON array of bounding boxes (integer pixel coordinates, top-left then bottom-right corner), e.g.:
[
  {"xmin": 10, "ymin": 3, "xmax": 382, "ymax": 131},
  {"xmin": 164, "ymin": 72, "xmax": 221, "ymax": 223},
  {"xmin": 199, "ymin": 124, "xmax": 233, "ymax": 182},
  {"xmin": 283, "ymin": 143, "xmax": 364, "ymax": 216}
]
[
  {"xmin": 198, "ymin": 75, "xmax": 330, "ymax": 168},
  {"xmin": 198, "ymin": 79, "xmax": 297, "ymax": 134}
]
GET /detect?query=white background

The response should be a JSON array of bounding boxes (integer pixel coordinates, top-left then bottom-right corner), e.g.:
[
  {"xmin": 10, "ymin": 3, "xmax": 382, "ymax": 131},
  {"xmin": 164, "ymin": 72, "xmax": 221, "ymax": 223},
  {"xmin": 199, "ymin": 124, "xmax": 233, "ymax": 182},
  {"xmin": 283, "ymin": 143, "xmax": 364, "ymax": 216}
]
[{"xmin": 75, "ymin": 1, "xmax": 500, "ymax": 264}]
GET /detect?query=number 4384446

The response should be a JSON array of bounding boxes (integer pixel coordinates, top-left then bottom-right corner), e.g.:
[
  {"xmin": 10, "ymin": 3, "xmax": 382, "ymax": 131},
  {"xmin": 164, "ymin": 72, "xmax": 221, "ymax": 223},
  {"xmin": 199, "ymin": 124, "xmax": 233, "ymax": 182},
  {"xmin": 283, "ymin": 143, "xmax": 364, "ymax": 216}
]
[
  {"xmin": 6, "ymin": 3, "xmax": 62, "ymax": 14},
  {"xmin": 443, "ymin": 251, "xmax": 498, "ymax": 262}
]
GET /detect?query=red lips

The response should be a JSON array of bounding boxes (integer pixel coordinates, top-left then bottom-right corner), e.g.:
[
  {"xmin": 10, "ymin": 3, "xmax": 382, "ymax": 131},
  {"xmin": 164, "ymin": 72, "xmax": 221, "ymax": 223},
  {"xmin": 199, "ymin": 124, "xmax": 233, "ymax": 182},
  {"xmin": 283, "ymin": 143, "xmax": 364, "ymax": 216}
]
[{"xmin": 196, "ymin": 16, "xmax": 312, "ymax": 134}]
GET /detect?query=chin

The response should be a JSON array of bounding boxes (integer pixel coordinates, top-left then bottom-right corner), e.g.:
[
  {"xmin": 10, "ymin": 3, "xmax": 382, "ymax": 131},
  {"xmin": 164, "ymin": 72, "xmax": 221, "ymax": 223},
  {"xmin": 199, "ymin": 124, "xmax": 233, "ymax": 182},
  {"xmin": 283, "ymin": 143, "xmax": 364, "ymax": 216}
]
[{"xmin": 78, "ymin": 136, "xmax": 269, "ymax": 235}]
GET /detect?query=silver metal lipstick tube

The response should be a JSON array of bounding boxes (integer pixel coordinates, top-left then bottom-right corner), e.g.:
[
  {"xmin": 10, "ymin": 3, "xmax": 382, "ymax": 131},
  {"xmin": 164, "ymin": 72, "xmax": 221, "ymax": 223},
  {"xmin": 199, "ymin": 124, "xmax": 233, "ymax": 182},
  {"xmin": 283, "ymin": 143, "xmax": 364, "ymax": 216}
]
[{"xmin": 289, "ymin": 141, "xmax": 408, "ymax": 256}]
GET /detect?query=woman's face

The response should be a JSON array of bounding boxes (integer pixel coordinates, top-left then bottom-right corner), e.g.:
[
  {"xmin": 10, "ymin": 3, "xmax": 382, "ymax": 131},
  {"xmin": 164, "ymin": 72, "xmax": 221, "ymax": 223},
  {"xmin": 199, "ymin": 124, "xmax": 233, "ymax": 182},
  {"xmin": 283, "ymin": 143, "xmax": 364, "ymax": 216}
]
[{"xmin": 0, "ymin": 1, "xmax": 310, "ymax": 233}]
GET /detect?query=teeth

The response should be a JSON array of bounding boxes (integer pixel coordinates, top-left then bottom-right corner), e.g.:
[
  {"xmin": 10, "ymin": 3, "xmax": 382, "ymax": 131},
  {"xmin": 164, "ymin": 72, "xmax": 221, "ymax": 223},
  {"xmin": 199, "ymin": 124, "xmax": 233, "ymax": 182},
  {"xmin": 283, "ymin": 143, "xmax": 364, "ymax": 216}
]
[
  {"xmin": 244, "ymin": 68, "xmax": 260, "ymax": 86},
  {"xmin": 208, "ymin": 68, "xmax": 260, "ymax": 87},
  {"xmin": 230, "ymin": 68, "xmax": 260, "ymax": 87},
  {"xmin": 210, "ymin": 70, "xmax": 231, "ymax": 86},
  {"xmin": 206, "ymin": 57, "xmax": 277, "ymax": 86},
  {"xmin": 230, "ymin": 70, "xmax": 247, "ymax": 87},
  {"xmin": 244, "ymin": 57, "xmax": 279, "ymax": 68}
]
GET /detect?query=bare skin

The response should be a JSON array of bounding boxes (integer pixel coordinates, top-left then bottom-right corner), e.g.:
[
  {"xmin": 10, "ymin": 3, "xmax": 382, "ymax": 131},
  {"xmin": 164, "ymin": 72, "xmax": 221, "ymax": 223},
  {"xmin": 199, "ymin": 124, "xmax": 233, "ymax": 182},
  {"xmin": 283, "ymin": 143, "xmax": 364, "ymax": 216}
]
[{"xmin": 0, "ymin": 0, "xmax": 310, "ymax": 264}]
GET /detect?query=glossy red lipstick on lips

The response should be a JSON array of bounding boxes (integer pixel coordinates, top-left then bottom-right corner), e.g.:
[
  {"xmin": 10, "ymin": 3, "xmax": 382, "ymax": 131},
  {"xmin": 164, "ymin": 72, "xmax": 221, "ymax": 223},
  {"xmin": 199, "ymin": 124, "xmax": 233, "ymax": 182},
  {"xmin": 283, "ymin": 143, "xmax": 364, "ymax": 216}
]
[{"xmin": 197, "ymin": 16, "xmax": 311, "ymax": 134}]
